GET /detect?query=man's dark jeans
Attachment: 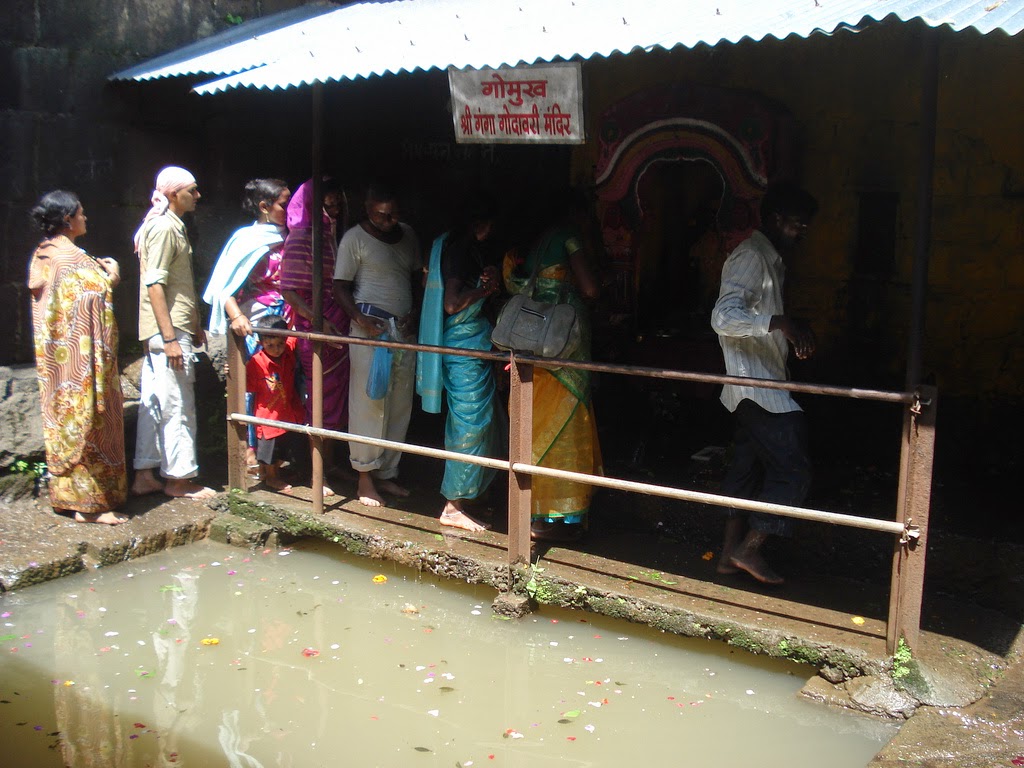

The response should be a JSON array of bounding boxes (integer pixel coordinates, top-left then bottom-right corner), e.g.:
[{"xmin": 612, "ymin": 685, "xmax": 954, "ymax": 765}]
[{"xmin": 722, "ymin": 398, "xmax": 811, "ymax": 536}]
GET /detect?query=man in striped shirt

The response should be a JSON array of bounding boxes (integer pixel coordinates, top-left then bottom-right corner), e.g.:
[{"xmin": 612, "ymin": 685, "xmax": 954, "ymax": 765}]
[{"xmin": 711, "ymin": 183, "xmax": 818, "ymax": 585}]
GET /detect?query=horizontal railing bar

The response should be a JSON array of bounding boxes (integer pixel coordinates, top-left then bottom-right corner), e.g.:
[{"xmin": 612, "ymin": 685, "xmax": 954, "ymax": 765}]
[
  {"xmin": 229, "ymin": 414, "xmax": 510, "ymax": 470},
  {"xmin": 250, "ymin": 327, "xmax": 916, "ymax": 405},
  {"xmin": 230, "ymin": 413, "xmax": 906, "ymax": 537},
  {"xmin": 509, "ymin": 462, "xmax": 907, "ymax": 536}
]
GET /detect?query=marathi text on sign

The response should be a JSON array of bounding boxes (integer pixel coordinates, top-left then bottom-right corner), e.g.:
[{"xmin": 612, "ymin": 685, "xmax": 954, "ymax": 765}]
[{"xmin": 448, "ymin": 64, "xmax": 584, "ymax": 145}]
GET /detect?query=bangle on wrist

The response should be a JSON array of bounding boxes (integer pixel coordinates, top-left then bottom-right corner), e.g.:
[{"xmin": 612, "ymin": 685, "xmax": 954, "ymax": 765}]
[{"xmin": 162, "ymin": 337, "xmax": 176, "ymax": 343}]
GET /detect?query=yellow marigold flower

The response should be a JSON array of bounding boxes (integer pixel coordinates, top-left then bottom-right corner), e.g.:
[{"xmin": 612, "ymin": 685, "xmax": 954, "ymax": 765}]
[
  {"xmin": 372, "ymin": 575, "xmax": 388, "ymax": 584},
  {"xmin": 200, "ymin": 637, "xmax": 220, "ymax": 646}
]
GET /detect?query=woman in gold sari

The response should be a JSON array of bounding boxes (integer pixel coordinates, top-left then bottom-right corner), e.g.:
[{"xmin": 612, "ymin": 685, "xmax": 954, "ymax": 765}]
[
  {"xmin": 503, "ymin": 210, "xmax": 602, "ymax": 541},
  {"xmin": 28, "ymin": 191, "xmax": 127, "ymax": 524}
]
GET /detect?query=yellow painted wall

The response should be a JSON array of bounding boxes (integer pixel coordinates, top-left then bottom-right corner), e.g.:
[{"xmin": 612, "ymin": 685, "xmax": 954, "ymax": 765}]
[{"xmin": 574, "ymin": 22, "xmax": 1024, "ymax": 399}]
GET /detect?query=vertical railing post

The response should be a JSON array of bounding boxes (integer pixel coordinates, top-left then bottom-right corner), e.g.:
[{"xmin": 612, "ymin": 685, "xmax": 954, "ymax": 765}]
[
  {"xmin": 507, "ymin": 354, "xmax": 534, "ymax": 565},
  {"xmin": 226, "ymin": 329, "xmax": 248, "ymax": 491},
  {"xmin": 886, "ymin": 384, "xmax": 938, "ymax": 653}
]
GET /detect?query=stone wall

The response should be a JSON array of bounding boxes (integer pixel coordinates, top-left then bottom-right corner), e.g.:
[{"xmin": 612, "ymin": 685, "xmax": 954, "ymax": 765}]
[{"xmin": 0, "ymin": 0, "xmax": 320, "ymax": 365}]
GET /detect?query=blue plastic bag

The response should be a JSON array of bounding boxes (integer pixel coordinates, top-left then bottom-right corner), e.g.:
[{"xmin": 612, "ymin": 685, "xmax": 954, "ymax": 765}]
[
  {"xmin": 366, "ymin": 342, "xmax": 392, "ymax": 400},
  {"xmin": 366, "ymin": 318, "xmax": 398, "ymax": 400}
]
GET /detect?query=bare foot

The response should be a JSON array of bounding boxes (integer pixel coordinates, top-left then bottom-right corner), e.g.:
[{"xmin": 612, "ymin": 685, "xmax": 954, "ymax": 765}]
[
  {"xmin": 164, "ymin": 479, "xmax": 218, "ymax": 500},
  {"xmin": 323, "ymin": 484, "xmax": 336, "ymax": 498},
  {"xmin": 729, "ymin": 552, "xmax": 785, "ymax": 585},
  {"xmin": 130, "ymin": 470, "xmax": 164, "ymax": 496},
  {"xmin": 262, "ymin": 478, "xmax": 293, "ymax": 493},
  {"xmin": 716, "ymin": 518, "xmax": 744, "ymax": 574},
  {"xmin": 73, "ymin": 511, "xmax": 129, "ymax": 525},
  {"xmin": 439, "ymin": 503, "xmax": 487, "ymax": 532},
  {"xmin": 357, "ymin": 474, "xmax": 384, "ymax": 507},
  {"xmin": 377, "ymin": 479, "xmax": 410, "ymax": 498}
]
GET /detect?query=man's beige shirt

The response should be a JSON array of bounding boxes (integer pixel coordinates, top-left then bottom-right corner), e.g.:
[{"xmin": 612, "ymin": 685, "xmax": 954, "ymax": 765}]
[{"xmin": 137, "ymin": 210, "xmax": 199, "ymax": 341}]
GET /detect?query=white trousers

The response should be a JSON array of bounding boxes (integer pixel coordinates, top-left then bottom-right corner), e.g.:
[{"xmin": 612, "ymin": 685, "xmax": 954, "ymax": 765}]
[
  {"xmin": 348, "ymin": 323, "xmax": 415, "ymax": 478},
  {"xmin": 134, "ymin": 332, "xmax": 199, "ymax": 479}
]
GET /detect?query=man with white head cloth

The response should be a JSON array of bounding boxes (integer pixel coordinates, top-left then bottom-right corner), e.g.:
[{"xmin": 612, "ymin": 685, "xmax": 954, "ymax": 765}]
[{"xmin": 131, "ymin": 166, "xmax": 216, "ymax": 499}]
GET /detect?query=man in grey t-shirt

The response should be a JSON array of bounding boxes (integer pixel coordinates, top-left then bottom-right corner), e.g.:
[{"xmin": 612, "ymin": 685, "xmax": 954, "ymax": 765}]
[{"xmin": 333, "ymin": 184, "xmax": 422, "ymax": 507}]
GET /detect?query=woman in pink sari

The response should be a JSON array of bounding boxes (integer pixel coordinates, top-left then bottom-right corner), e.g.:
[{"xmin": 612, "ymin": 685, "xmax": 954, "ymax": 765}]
[{"xmin": 279, "ymin": 180, "xmax": 351, "ymax": 476}]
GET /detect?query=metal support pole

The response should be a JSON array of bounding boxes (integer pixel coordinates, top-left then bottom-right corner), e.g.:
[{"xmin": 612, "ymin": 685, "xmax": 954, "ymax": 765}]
[
  {"xmin": 507, "ymin": 355, "xmax": 534, "ymax": 565},
  {"xmin": 226, "ymin": 328, "xmax": 248, "ymax": 491},
  {"xmin": 310, "ymin": 82, "xmax": 325, "ymax": 515},
  {"xmin": 906, "ymin": 30, "xmax": 939, "ymax": 389},
  {"xmin": 887, "ymin": 385, "xmax": 937, "ymax": 653}
]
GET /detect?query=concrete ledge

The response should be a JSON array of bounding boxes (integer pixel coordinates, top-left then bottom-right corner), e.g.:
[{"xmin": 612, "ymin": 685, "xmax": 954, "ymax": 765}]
[
  {"xmin": 0, "ymin": 550, "xmax": 86, "ymax": 590},
  {"xmin": 0, "ymin": 496, "xmax": 216, "ymax": 590},
  {"xmin": 209, "ymin": 512, "xmax": 274, "ymax": 547},
  {"xmin": 219, "ymin": 490, "xmax": 513, "ymax": 593}
]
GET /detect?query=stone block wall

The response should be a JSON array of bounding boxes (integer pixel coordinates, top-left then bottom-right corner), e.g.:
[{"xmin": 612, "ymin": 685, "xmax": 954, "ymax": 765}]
[{"xmin": 0, "ymin": 0, "xmax": 319, "ymax": 365}]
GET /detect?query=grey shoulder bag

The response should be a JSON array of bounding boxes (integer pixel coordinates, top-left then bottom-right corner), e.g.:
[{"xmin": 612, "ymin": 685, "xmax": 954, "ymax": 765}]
[{"xmin": 490, "ymin": 234, "xmax": 581, "ymax": 361}]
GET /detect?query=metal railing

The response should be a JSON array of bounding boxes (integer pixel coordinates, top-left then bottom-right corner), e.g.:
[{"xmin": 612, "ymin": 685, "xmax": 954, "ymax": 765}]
[{"xmin": 226, "ymin": 326, "xmax": 936, "ymax": 654}]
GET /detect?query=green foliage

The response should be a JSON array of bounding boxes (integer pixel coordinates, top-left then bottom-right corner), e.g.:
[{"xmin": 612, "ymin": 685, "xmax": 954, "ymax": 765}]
[
  {"xmin": 892, "ymin": 637, "xmax": 913, "ymax": 681},
  {"xmin": 225, "ymin": 13, "xmax": 245, "ymax": 25},
  {"xmin": 10, "ymin": 460, "xmax": 47, "ymax": 479},
  {"xmin": 637, "ymin": 570, "xmax": 678, "ymax": 585},
  {"xmin": 524, "ymin": 563, "xmax": 545, "ymax": 599}
]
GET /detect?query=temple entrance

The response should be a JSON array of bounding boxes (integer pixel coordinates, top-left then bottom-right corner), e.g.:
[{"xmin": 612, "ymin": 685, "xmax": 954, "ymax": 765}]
[
  {"xmin": 633, "ymin": 158, "xmax": 725, "ymax": 340},
  {"xmin": 590, "ymin": 83, "xmax": 794, "ymax": 473}
]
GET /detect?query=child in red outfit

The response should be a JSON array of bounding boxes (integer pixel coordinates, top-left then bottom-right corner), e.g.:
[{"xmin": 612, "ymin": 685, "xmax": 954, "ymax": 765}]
[{"xmin": 246, "ymin": 318, "xmax": 303, "ymax": 491}]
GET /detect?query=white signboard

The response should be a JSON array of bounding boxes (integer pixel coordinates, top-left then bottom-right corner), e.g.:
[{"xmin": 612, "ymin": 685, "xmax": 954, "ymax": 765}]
[{"xmin": 448, "ymin": 63, "xmax": 585, "ymax": 145}]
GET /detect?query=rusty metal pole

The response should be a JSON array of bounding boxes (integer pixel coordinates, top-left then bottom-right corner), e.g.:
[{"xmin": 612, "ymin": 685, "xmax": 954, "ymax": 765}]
[
  {"xmin": 310, "ymin": 83, "xmax": 325, "ymax": 515},
  {"xmin": 905, "ymin": 29, "xmax": 939, "ymax": 391},
  {"xmin": 887, "ymin": 29, "xmax": 940, "ymax": 655},
  {"xmin": 226, "ymin": 329, "xmax": 248, "ymax": 491},
  {"xmin": 507, "ymin": 355, "xmax": 534, "ymax": 565},
  {"xmin": 887, "ymin": 385, "xmax": 938, "ymax": 653}
]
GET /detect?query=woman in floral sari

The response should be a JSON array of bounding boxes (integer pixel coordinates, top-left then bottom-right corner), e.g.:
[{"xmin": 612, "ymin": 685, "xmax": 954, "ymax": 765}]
[
  {"xmin": 418, "ymin": 200, "xmax": 502, "ymax": 532},
  {"xmin": 503, "ymin": 212, "xmax": 602, "ymax": 541},
  {"xmin": 28, "ymin": 190, "xmax": 128, "ymax": 524}
]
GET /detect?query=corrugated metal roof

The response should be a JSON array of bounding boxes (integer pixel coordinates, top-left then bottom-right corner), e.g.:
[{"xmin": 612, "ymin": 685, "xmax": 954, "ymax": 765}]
[
  {"xmin": 109, "ymin": 2, "xmax": 339, "ymax": 82},
  {"xmin": 109, "ymin": 0, "xmax": 1024, "ymax": 94}
]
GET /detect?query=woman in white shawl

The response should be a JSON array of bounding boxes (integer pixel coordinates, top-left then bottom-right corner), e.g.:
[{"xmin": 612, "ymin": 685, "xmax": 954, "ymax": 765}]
[
  {"xmin": 204, "ymin": 178, "xmax": 292, "ymax": 353},
  {"xmin": 204, "ymin": 179, "xmax": 292, "ymax": 469}
]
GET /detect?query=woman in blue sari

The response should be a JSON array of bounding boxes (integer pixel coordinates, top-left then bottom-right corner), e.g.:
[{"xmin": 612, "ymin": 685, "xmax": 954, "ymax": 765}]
[{"xmin": 418, "ymin": 202, "xmax": 501, "ymax": 532}]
